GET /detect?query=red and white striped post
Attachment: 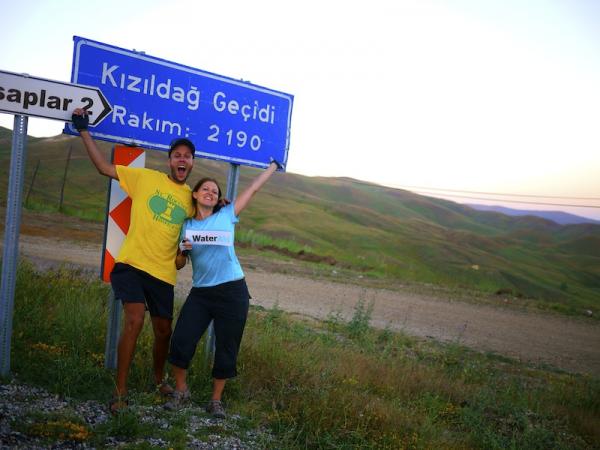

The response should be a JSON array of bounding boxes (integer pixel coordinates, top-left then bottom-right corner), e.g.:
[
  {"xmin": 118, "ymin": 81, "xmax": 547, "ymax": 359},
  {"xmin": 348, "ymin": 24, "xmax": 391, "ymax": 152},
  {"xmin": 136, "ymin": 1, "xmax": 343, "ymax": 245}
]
[{"xmin": 102, "ymin": 145, "xmax": 145, "ymax": 369}]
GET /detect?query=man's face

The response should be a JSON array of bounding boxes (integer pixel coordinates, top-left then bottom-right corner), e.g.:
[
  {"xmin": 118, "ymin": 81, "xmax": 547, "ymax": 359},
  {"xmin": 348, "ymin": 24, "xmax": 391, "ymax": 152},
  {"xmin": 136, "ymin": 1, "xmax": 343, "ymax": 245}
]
[{"xmin": 168, "ymin": 145, "xmax": 194, "ymax": 183}]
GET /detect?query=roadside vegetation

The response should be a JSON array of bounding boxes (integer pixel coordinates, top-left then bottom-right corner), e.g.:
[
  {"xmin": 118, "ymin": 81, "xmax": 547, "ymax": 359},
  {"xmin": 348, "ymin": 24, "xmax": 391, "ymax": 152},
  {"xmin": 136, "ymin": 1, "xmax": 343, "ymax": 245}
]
[
  {"xmin": 6, "ymin": 262, "xmax": 599, "ymax": 449},
  {"xmin": 1, "ymin": 127, "xmax": 598, "ymax": 318}
]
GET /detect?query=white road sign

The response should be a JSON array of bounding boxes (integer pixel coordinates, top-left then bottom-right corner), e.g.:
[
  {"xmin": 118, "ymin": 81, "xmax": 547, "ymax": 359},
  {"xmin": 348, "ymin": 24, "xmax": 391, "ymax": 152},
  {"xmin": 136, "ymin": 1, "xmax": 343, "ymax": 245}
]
[{"xmin": 0, "ymin": 69, "xmax": 111, "ymax": 126}]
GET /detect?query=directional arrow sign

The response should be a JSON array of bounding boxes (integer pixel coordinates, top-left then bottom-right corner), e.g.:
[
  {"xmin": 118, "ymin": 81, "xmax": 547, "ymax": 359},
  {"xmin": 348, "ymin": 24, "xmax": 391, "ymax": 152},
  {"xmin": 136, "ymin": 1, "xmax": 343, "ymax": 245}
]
[
  {"xmin": 0, "ymin": 69, "xmax": 111, "ymax": 126},
  {"xmin": 65, "ymin": 36, "xmax": 293, "ymax": 170}
]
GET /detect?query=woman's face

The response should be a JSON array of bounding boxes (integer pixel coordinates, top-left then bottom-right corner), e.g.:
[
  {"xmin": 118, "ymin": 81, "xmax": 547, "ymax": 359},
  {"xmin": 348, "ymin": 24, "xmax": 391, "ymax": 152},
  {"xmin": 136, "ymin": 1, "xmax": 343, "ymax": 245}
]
[{"xmin": 193, "ymin": 181, "xmax": 219, "ymax": 208}]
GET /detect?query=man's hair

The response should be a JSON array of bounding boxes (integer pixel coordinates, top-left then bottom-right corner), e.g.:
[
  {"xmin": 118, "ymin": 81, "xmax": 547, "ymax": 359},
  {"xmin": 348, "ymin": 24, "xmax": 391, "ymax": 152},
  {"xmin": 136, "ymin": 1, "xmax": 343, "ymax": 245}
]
[{"xmin": 168, "ymin": 138, "xmax": 196, "ymax": 158}]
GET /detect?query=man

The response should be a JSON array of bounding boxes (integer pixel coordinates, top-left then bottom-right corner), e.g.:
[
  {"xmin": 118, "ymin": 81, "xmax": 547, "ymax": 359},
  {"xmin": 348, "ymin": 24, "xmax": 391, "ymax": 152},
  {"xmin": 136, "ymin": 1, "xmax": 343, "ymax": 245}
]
[{"xmin": 71, "ymin": 108, "xmax": 195, "ymax": 413}]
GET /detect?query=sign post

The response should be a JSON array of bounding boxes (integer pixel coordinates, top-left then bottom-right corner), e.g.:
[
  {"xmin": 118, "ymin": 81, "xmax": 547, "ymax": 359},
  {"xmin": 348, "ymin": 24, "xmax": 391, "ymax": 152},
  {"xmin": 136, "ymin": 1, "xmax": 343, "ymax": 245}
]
[
  {"xmin": 64, "ymin": 36, "xmax": 293, "ymax": 370},
  {"xmin": 1, "ymin": 35, "xmax": 293, "ymax": 375},
  {"xmin": 65, "ymin": 36, "xmax": 293, "ymax": 171},
  {"xmin": 204, "ymin": 163, "xmax": 240, "ymax": 364},
  {"xmin": 0, "ymin": 115, "xmax": 28, "ymax": 376},
  {"xmin": 0, "ymin": 69, "xmax": 111, "ymax": 375},
  {"xmin": 0, "ymin": 70, "xmax": 112, "ymax": 124}
]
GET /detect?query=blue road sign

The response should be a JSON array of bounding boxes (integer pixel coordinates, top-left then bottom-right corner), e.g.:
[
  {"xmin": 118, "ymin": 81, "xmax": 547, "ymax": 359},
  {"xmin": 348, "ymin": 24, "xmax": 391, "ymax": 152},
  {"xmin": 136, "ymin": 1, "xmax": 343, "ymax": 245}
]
[{"xmin": 64, "ymin": 36, "xmax": 293, "ymax": 170}]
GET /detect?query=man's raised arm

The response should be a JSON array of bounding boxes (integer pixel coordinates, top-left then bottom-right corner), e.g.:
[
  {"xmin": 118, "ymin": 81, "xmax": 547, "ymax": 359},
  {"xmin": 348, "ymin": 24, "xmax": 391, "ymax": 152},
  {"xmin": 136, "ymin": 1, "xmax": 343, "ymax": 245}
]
[{"xmin": 72, "ymin": 108, "xmax": 118, "ymax": 180}]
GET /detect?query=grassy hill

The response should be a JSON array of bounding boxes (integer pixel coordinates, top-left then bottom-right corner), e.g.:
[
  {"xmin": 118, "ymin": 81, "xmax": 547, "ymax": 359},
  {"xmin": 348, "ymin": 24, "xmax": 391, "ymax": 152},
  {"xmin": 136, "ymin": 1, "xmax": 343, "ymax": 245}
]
[{"xmin": 0, "ymin": 126, "xmax": 598, "ymax": 313}]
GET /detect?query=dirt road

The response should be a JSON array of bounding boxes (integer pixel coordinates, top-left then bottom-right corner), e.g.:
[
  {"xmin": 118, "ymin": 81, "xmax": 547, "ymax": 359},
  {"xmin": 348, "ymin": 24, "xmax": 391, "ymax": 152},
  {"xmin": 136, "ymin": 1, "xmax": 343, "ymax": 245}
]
[{"xmin": 13, "ymin": 231, "xmax": 600, "ymax": 376}]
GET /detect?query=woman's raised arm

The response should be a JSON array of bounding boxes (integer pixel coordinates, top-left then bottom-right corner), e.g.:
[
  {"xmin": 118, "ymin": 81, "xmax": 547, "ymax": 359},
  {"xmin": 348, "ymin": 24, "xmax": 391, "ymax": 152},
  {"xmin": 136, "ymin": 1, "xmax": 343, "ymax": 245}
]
[{"xmin": 234, "ymin": 160, "xmax": 281, "ymax": 216}]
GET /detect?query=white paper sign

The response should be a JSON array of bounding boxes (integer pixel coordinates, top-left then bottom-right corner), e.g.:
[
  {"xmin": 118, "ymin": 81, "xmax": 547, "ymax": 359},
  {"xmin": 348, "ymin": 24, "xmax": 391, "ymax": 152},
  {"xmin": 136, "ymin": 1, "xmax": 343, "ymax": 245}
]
[{"xmin": 185, "ymin": 230, "xmax": 233, "ymax": 246}]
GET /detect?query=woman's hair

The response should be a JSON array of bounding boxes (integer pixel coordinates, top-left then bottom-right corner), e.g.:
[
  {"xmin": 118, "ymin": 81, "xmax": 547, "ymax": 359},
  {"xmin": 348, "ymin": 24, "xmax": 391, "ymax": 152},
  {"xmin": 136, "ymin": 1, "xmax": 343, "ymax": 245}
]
[{"xmin": 192, "ymin": 177, "xmax": 223, "ymax": 214}]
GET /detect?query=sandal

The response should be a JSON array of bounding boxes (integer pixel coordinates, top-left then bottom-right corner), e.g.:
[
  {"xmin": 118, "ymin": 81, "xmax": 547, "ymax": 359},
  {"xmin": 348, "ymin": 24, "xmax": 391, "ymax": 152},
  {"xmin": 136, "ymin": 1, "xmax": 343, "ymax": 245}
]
[
  {"xmin": 163, "ymin": 389, "xmax": 191, "ymax": 411},
  {"xmin": 109, "ymin": 395, "xmax": 129, "ymax": 415},
  {"xmin": 205, "ymin": 399, "xmax": 226, "ymax": 418}
]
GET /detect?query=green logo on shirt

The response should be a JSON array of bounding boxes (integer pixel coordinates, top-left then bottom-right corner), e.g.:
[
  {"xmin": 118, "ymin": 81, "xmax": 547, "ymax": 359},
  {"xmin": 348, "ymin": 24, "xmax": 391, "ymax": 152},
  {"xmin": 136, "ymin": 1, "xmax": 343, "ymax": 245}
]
[{"xmin": 148, "ymin": 190, "xmax": 187, "ymax": 226}]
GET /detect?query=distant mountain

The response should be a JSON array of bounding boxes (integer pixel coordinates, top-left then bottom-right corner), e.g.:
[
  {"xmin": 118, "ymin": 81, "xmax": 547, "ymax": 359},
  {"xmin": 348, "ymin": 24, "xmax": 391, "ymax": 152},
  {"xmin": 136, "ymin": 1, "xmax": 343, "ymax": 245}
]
[
  {"xmin": 1, "ymin": 126, "xmax": 599, "ymax": 313},
  {"xmin": 467, "ymin": 204, "xmax": 600, "ymax": 225}
]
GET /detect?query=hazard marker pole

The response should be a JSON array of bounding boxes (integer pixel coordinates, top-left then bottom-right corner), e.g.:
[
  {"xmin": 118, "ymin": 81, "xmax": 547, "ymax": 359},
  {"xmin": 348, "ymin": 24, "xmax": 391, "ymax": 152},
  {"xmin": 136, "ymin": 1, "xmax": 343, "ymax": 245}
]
[{"xmin": 102, "ymin": 145, "xmax": 145, "ymax": 369}]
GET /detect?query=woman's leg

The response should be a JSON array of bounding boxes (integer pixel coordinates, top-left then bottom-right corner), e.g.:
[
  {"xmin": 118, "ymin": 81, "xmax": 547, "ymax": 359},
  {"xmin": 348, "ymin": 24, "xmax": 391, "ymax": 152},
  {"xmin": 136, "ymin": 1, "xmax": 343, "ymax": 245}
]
[
  {"xmin": 173, "ymin": 364, "xmax": 189, "ymax": 392},
  {"xmin": 205, "ymin": 280, "xmax": 250, "ymax": 417},
  {"xmin": 164, "ymin": 363, "xmax": 192, "ymax": 410},
  {"xmin": 168, "ymin": 289, "xmax": 213, "ymax": 391},
  {"xmin": 211, "ymin": 280, "xmax": 250, "ymax": 383},
  {"xmin": 212, "ymin": 378, "xmax": 226, "ymax": 401}
]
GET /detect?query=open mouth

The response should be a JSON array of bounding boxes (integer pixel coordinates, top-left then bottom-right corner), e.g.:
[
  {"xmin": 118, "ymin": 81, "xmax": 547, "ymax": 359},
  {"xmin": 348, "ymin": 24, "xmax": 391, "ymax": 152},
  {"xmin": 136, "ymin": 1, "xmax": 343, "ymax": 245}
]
[{"xmin": 177, "ymin": 165, "xmax": 187, "ymax": 176}]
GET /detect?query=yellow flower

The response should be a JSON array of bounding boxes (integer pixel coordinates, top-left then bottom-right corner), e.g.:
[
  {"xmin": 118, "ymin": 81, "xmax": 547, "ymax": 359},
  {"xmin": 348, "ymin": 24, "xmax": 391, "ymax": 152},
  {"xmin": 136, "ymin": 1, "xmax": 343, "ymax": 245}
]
[
  {"xmin": 29, "ymin": 420, "xmax": 90, "ymax": 441},
  {"xmin": 31, "ymin": 342, "xmax": 65, "ymax": 355}
]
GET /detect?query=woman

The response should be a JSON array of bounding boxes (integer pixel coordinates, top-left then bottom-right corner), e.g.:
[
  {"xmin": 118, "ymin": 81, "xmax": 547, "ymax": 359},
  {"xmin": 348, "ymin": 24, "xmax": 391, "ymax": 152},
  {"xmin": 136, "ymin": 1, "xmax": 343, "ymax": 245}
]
[{"xmin": 165, "ymin": 159, "xmax": 282, "ymax": 417}]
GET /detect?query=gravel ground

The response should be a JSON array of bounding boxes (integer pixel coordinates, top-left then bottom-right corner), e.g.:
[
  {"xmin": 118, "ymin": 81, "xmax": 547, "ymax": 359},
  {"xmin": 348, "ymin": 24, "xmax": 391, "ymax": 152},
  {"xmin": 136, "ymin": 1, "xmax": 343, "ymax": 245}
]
[{"xmin": 0, "ymin": 380, "xmax": 272, "ymax": 449}]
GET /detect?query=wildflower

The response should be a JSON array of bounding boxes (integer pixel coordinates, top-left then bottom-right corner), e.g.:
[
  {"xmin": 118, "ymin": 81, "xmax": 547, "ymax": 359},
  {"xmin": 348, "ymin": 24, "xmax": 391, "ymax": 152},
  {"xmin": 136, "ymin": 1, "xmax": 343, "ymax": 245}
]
[
  {"xmin": 31, "ymin": 342, "xmax": 65, "ymax": 355},
  {"xmin": 29, "ymin": 420, "xmax": 90, "ymax": 442}
]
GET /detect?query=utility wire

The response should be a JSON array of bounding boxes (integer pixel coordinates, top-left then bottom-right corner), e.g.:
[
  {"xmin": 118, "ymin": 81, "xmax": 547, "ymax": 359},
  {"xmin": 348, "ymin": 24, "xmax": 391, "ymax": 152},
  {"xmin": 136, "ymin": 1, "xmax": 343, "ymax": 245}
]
[
  {"xmin": 345, "ymin": 179, "xmax": 600, "ymax": 207},
  {"xmin": 412, "ymin": 190, "xmax": 600, "ymax": 209},
  {"xmin": 384, "ymin": 184, "xmax": 600, "ymax": 201}
]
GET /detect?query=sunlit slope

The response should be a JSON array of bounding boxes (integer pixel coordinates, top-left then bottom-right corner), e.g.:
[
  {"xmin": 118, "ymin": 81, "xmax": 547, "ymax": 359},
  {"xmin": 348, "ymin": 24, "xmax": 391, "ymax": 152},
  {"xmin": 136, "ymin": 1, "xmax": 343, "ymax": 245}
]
[
  {"xmin": 240, "ymin": 170, "xmax": 599, "ymax": 307},
  {"xmin": 0, "ymin": 127, "xmax": 598, "ymax": 311}
]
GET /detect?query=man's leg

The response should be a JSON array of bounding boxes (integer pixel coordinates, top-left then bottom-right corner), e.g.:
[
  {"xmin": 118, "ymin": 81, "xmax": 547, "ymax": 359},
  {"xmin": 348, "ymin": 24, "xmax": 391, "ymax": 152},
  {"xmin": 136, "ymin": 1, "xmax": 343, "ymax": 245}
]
[
  {"xmin": 151, "ymin": 315, "xmax": 172, "ymax": 387},
  {"xmin": 115, "ymin": 302, "xmax": 146, "ymax": 397}
]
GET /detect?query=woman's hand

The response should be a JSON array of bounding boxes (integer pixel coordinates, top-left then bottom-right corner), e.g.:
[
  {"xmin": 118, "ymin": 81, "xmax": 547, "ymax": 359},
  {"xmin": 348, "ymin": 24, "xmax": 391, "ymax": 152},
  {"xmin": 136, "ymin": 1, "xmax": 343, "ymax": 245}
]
[
  {"xmin": 179, "ymin": 239, "xmax": 192, "ymax": 256},
  {"xmin": 269, "ymin": 157, "xmax": 284, "ymax": 170}
]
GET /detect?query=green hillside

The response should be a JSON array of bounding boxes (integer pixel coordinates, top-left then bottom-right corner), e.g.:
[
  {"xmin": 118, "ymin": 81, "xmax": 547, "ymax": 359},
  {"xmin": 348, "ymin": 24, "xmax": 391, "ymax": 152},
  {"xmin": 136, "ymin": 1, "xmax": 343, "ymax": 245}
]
[{"xmin": 0, "ymin": 127, "xmax": 598, "ymax": 313}]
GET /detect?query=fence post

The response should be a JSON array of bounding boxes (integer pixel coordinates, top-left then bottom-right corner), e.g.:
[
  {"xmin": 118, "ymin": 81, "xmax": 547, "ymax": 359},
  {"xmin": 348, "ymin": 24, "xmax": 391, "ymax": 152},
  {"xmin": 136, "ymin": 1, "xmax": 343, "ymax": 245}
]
[
  {"xmin": 59, "ymin": 145, "xmax": 73, "ymax": 212},
  {"xmin": 24, "ymin": 159, "xmax": 40, "ymax": 208}
]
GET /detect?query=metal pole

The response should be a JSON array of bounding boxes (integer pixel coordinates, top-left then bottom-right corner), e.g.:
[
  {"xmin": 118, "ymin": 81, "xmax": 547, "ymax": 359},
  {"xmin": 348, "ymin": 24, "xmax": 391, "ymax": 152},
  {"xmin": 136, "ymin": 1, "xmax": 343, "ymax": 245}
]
[
  {"xmin": 104, "ymin": 290, "xmax": 121, "ymax": 369},
  {"xmin": 225, "ymin": 164, "xmax": 241, "ymax": 203},
  {"xmin": 205, "ymin": 163, "xmax": 240, "ymax": 363},
  {"xmin": 103, "ymin": 148, "xmax": 122, "ymax": 369},
  {"xmin": 0, "ymin": 115, "xmax": 29, "ymax": 376}
]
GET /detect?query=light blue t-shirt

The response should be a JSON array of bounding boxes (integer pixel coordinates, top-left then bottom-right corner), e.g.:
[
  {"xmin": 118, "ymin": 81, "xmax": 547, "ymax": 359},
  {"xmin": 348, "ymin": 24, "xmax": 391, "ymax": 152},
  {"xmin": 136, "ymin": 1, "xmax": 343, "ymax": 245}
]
[{"xmin": 180, "ymin": 204, "xmax": 244, "ymax": 287}]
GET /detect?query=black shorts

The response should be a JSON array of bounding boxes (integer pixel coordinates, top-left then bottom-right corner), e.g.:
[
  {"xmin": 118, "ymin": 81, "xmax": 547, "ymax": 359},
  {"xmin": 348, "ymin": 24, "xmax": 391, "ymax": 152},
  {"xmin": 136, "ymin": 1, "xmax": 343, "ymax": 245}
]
[
  {"xmin": 110, "ymin": 263, "xmax": 174, "ymax": 319},
  {"xmin": 169, "ymin": 278, "xmax": 250, "ymax": 379}
]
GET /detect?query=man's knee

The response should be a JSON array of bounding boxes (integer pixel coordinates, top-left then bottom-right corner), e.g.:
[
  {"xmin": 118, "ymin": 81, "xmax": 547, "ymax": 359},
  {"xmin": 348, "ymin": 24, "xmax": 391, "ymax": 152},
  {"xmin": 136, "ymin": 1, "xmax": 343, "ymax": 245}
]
[
  {"xmin": 123, "ymin": 305, "xmax": 145, "ymax": 333},
  {"xmin": 152, "ymin": 318, "xmax": 172, "ymax": 341},
  {"xmin": 155, "ymin": 326, "xmax": 172, "ymax": 342}
]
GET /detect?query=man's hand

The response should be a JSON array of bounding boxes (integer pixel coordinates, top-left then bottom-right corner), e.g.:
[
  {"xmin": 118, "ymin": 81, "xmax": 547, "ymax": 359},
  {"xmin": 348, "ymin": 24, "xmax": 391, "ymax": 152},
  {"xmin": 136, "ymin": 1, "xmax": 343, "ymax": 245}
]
[
  {"xmin": 71, "ymin": 109, "xmax": 89, "ymax": 131},
  {"xmin": 218, "ymin": 198, "xmax": 231, "ymax": 208}
]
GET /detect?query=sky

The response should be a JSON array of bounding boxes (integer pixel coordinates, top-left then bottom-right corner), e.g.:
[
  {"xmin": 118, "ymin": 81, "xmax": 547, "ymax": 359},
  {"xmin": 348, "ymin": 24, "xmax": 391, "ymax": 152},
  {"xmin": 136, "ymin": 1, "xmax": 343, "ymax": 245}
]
[{"xmin": 1, "ymin": 0, "xmax": 599, "ymax": 220}]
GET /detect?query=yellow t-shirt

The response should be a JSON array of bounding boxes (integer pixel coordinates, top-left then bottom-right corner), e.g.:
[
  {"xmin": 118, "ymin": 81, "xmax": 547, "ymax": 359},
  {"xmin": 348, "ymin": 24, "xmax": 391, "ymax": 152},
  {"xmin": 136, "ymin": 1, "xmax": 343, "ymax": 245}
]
[{"xmin": 115, "ymin": 166, "xmax": 194, "ymax": 285}]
